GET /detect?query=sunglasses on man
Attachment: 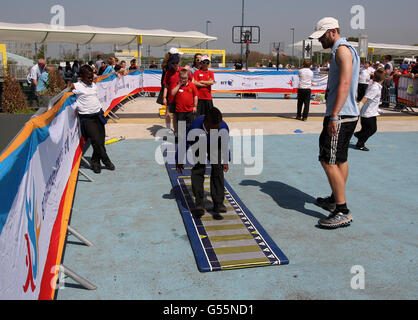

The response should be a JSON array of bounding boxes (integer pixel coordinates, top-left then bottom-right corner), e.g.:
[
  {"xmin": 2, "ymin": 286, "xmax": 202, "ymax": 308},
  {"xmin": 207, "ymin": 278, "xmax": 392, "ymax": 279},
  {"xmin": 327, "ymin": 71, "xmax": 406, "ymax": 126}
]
[{"xmin": 201, "ymin": 60, "xmax": 210, "ymax": 65}]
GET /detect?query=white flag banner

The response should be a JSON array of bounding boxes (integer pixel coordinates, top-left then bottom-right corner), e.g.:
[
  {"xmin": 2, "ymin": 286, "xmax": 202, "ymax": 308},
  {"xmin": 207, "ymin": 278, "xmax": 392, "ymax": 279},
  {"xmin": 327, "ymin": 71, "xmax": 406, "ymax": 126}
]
[{"xmin": 0, "ymin": 93, "xmax": 83, "ymax": 300}]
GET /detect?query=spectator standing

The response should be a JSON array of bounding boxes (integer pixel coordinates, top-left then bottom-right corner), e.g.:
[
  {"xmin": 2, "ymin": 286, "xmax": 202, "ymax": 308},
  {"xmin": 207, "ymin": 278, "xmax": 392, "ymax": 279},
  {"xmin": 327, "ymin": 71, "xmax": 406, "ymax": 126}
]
[
  {"xmin": 64, "ymin": 61, "xmax": 73, "ymax": 78},
  {"xmin": 381, "ymin": 55, "xmax": 394, "ymax": 108},
  {"xmin": 95, "ymin": 55, "xmax": 104, "ymax": 72},
  {"xmin": 129, "ymin": 59, "xmax": 138, "ymax": 70},
  {"xmin": 193, "ymin": 55, "xmax": 215, "ymax": 116},
  {"xmin": 147, "ymin": 60, "xmax": 158, "ymax": 96},
  {"xmin": 88, "ymin": 61, "xmax": 97, "ymax": 74},
  {"xmin": 171, "ymin": 68, "xmax": 198, "ymax": 131},
  {"xmin": 234, "ymin": 60, "xmax": 243, "ymax": 70},
  {"xmin": 103, "ymin": 57, "xmax": 116, "ymax": 75},
  {"xmin": 69, "ymin": 65, "xmax": 115, "ymax": 174},
  {"xmin": 163, "ymin": 50, "xmax": 192, "ymax": 135},
  {"xmin": 120, "ymin": 60, "xmax": 127, "ymax": 72},
  {"xmin": 189, "ymin": 53, "xmax": 202, "ymax": 75},
  {"xmin": 27, "ymin": 59, "xmax": 46, "ymax": 108},
  {"xmin": 149, "ymin": 60, "xmax": 158, "ymax": 69},
  {"xmin": 392, "ymin": 66, "xmax": 402, "ymax": 109},
  {"xmin": 160, "ymin": 52, "xmax": 173, "ymax": 131},
  {"xmin": 72, "ymin": 60, "xmax": 80, "ymax": 77},
  {"xmin": 308, "ymin": 17, "xmax": 360, "ymax": 229},
  {"xmin": 296, "ymin": 59, "xmax": 314, "ymax": 121},
  {"xmin": 357, "ymin": 61, "xmax": 375, "ymax": 101},
  {"xmin": 27, "ymin": 59, "xmax": 46, "ymax": 87},
  {"xmin": 97, "ymin": 61, "xmax": 107, "ymax": 75},
  {"xmin": 36, "ymin": 65, "xmax": 54, "ymax": 108}
]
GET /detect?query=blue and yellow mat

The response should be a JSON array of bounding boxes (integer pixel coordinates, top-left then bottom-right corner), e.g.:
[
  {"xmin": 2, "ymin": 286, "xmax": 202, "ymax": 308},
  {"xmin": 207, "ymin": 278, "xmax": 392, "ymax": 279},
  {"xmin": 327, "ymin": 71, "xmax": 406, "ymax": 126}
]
[{"xmin": 165, "ymin": 156, "xmax": 289, "ymax": 272}]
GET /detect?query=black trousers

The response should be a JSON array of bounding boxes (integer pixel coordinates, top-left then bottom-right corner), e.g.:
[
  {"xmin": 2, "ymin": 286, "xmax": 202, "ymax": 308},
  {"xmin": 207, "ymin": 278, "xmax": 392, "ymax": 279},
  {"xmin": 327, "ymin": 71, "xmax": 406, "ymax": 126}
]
[
  {"xmin": 357, "ymin": 83, "xmax": 369, "ymax": 102},
  {"xmin": 381, "ymin": 78, "xmax": 392, "ymax": 107},
  {"xmin": 356, "ymin": 116, "xmax": 377, "ymax": 147},
  {"xmin": 176, "ymin": 111, "xmax": 194, "ymax": 129},
  {"xmin": 191, "ymin": 144, "xmax": 225, "ymax": 207},
  {"xmin": 80, "ymin": 115, "xmax": 110, "ymax": 165},
  {"xmin": 297, "ymin": 88, "xmax": 311, "ymax": 119},
  {"xmin": 197, "ymin": 99, "xmax": 213, "ymax": 117},
  {"xmin": 191, "ymin": 163, "xmax": 224, "ymax": 207}
]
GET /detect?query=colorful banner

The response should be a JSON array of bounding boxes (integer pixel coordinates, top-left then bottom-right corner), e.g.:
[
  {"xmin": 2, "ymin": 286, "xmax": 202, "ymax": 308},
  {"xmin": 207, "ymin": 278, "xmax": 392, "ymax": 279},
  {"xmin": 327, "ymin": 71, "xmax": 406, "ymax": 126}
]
[
  {"xmin": 142, "ymin": 69, "xmax": 162, "ymax": 92},
  {"xmin": 398, "ymin": 76, "xmax": 417, "ymax": 106},
  {"xmin": 141, "ymin": 69, "xmax": 327, "ymax": 94},
  {"xmin": 0, "ymin": 92, "xmax": 83, "ymax": 300},
  {"xmin": 95, "ymin": 70, "xmax": 142, "ymax": 116}
]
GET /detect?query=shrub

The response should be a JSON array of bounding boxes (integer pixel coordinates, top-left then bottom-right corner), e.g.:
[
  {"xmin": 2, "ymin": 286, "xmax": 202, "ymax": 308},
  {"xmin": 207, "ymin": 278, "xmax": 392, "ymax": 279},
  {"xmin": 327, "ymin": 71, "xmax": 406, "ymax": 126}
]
[{"xmin": 1, "ymin": 73, "xmax": 29, "ymax": 113}]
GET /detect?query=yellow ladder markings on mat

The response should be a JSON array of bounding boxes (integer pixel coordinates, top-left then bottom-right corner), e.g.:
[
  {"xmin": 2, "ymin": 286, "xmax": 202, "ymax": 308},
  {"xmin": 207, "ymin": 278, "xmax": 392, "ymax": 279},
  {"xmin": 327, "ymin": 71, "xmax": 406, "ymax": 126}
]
[
  {"xmin": 204, "ymin": 224, "xmax": 247, "ymax": 231},
  {"xmin": 209, "ymin": 234, "xmax": 254, "ymax": 242},
  {"xmin": 201, "ymin": 215, "xmax": 240, "ymax": 222},
  {"xmin": 214, "ymin": 245, "xmax": 261, "ymax": 255},
  {"xmin": 220, "ymin": 258, "xmax": 271, "ymax": 268}
]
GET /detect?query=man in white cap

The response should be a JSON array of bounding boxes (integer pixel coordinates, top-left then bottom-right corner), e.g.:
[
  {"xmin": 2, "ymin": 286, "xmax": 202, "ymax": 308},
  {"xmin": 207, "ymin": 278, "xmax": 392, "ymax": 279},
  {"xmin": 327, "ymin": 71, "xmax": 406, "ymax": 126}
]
[
  {"xmin": 169, "ymin": 47, "xmax": 184, "ymax": 56},
  {"xmin": 309, "ymin": 17, "xmax": 360, "ymax": 229}
]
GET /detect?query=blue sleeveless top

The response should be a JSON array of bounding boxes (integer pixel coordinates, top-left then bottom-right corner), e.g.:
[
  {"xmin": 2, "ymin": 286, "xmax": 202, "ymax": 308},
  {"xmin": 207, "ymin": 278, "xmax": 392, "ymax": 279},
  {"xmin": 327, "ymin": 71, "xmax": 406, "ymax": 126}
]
[{"xmin": 326, "ymin": 37, "xmax": 360, "ymax": 116}]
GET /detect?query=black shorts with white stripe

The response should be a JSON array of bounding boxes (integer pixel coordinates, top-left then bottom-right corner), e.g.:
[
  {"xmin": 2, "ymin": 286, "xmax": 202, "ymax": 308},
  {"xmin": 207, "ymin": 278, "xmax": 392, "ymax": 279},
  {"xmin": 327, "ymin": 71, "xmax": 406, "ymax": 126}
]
[{"xmin": 318, "ymin": 116, "xmax": 358, "ymax": 164}]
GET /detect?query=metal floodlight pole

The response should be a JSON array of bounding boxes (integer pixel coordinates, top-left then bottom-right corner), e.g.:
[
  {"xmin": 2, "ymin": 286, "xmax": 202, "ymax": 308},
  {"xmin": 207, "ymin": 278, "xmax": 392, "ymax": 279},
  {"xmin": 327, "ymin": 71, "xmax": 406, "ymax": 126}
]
[
  {"xmin": 290, "ymin": 28, "xmax": 295, "ymax": 67},
  {"xmin": 206, "ymin": 20, "xmax": 212, "ymax": 49},
  {"xmin": 241, "ymin": 0, "xmax": 245, "ymax": 61}
]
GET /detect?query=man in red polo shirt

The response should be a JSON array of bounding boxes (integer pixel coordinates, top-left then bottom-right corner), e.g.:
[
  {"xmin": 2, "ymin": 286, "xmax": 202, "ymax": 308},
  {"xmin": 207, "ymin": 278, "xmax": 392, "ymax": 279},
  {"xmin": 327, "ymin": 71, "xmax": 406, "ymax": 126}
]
[
  {"xmin": 193, "ymin": 55, "xmax": 215, "ymax": 116},
  {"xmin": 171, "ymin": 69, "xmax": 198, "ymax": 133}
]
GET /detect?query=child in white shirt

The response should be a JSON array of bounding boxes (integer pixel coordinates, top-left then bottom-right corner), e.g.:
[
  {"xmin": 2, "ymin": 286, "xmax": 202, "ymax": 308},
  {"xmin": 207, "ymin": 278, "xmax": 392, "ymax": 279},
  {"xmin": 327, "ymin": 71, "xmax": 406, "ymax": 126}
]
[
  {"xmin": 354, "ymin": 69, "xmax": 385, "ymax": 151},
  {"xmin": 70, "ymin": 65, "xmax": 115, "ymax": 173}
]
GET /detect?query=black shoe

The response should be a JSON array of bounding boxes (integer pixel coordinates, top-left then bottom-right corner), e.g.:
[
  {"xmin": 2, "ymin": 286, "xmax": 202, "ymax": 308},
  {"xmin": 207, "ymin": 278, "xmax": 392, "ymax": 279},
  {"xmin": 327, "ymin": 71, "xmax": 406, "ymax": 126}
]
[
  {"xmin": 302, "ymin": 117, "xmax": 307, "ymax": 121},
  {"xmin": 213, "ymin": 213, "xmax": 224, "ymax": 220},
  {"xmin": 192, "ymin": 202, "xmax": 205, "ymax": 218},
  {"xmin": 104, "ymin": 161, "xmax": 115, "ymax": 170},
  {"xmin": 213, "ymin": 204, "xmax": 227, "ymax": 213},
  {"xmin": 296, "ymin": 116, "xmax": 301, "ymax": 120},
  {"xmin": 315, "ymin": 195, "xmax": 336, "ymax": 211},
  {"xmin": 91, "ymin": 162, "xmax": 101, "ymax": 174},
  {"xmin": 356, "ymin": 145, "xmax": 369, "ymax": 151}
]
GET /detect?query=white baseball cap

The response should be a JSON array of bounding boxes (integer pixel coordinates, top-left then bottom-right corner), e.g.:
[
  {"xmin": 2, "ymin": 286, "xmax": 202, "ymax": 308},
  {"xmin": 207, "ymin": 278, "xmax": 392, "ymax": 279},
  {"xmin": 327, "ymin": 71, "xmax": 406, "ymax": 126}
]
[
  {"xmin": 169, "ymin": 47, "xmax": 183, "ymax": 55},
  {"xmin": 201, "ymin": 55, "xmax": 211, "ymax": 62},
  {"xmin": 309, "ymin": 17, "xmax": 340, "ymax": 39}
]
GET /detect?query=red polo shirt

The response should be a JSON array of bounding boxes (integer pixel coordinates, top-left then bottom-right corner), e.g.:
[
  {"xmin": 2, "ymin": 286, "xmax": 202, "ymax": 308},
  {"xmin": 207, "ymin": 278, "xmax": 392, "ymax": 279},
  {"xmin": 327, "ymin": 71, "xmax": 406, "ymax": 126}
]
[
  {"xmin": 163, "ymin": 67, "xmax": 192, "ymax": 103},
  {"xmin": 193, "ymin": 69, "xmax": 214, "ymax": 100},
  {"xmin": 174, "ymin": 81, "xmax": 198, "ymax": 113}
]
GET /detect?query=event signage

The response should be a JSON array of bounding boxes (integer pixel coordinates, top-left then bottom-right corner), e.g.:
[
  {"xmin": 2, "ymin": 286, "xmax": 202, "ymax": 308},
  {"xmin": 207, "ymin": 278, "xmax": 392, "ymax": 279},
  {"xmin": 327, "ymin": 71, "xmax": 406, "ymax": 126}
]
[
  {"xmin": 142, "ymin": 69, "xmax": 327, "ymax": 94},
  {"xmin": 0, "ymin": 93, "xmax": 83, "ymax": 300}
]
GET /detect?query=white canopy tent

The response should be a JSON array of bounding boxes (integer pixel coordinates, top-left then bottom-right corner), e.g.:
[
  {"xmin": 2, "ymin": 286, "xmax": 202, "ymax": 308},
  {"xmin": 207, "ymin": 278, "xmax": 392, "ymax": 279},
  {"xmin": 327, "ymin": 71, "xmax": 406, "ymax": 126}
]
[
  {"xmin": 290, "ymin": 39, "xmax": 418, "ymax": 57},
  {"xmin": 0, "ymin": 22, "xmax": 217, "ymax": 47}
]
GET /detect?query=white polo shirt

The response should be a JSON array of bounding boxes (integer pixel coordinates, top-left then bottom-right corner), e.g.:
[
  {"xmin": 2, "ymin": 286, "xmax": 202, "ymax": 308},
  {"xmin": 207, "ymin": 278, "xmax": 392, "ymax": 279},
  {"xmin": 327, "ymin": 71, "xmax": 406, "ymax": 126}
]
[
  {"xmin": 360, "ymin": 81, "xmax": 382, "ymax": 118},
  {"xmin": 73, "ymin": 81, "xmax": 103, "ymax": 115},
  {"xmin": 358, "ymin": 66, "xmax": 375, "ymax": 84},
  {"xmin": 27, "ymin": 64, "xmax": 43, "ymax": 84},
  {"xmin": 298, "ymin": 68, "xmax": 314, "ymax": 89}
]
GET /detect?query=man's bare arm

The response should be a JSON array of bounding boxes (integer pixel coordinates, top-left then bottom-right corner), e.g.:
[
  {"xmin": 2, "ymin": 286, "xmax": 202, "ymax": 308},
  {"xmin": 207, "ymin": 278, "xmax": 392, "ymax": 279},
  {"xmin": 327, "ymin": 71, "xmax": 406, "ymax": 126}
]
[{"xmin": 332, "ymin": 45, "xmax": 353, "ymax": 118}]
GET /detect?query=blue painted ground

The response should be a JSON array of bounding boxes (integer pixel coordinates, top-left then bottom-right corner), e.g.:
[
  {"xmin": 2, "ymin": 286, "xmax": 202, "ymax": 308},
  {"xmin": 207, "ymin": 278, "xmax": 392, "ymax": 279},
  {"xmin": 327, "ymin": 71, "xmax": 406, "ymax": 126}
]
[{"xmin": 57, "ymin": 131, "xmax": 418, "ymax": 300}]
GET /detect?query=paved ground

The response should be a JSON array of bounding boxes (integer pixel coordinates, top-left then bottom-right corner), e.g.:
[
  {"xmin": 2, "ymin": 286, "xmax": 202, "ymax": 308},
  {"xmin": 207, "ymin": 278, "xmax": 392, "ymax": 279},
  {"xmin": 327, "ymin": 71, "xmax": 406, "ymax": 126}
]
[{"xmin": 56, "ymin": 97, "xmax": 418, "ymax": 300}]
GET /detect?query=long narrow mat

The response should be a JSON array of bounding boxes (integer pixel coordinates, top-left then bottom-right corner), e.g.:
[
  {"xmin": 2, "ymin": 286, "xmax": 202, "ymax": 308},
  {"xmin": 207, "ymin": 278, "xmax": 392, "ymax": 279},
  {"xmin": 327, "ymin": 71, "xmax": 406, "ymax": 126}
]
[{"xmin": 164, "ymin": 152, "xmax": 289, "ymax": 272}]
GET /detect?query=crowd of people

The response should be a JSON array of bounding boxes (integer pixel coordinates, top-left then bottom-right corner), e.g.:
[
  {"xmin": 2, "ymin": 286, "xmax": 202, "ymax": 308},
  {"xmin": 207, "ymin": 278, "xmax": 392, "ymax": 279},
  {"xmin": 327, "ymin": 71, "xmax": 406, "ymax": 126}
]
[
  {"xmin": 295, "ymin": 54, "xmax": 417, "ymax": 122},
  {"xmin": 25, "ymin": 44, "xmax": 417, "ymax": 222}
]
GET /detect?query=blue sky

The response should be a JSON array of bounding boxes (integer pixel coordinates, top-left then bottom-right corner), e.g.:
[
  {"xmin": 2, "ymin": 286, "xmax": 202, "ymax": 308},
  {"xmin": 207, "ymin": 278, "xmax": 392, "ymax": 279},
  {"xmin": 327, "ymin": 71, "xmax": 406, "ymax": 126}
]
[{"xmin": 1, "ymin": 0, "xmax": 417, "ymax": 58}]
